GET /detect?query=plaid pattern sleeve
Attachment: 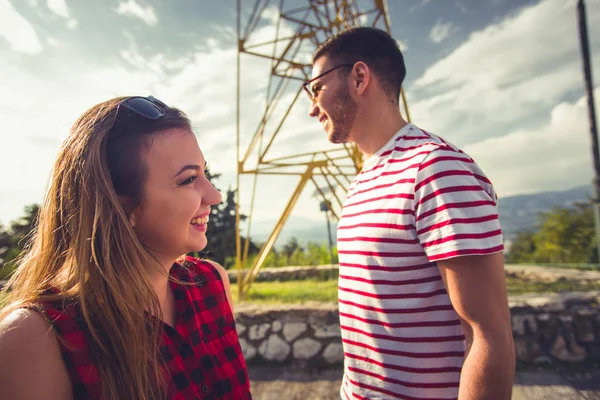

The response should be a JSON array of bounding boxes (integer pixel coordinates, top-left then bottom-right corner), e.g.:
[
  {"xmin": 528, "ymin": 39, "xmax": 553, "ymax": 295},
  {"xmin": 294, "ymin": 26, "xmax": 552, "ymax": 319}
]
[{"xmin": 38, "ymin": 256, "xmax": 251, "ymax": 400}]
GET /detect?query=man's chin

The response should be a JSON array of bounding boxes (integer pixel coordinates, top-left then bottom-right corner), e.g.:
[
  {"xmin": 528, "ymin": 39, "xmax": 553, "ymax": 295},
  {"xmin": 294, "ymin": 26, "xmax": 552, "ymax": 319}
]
[{"xmin": 329, "ymin": 131, "xmax": 349, "ymax": 144}]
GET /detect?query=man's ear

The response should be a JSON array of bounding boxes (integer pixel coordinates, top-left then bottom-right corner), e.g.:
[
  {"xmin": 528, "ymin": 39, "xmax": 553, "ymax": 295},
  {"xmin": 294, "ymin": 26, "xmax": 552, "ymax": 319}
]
[
  {"xmin": 352, "ymin": 61, "xmax": 370, "ymax": 95},
  {"xmin": 118, "ymin": 196, "xmax": 139, "ymax": 227}
]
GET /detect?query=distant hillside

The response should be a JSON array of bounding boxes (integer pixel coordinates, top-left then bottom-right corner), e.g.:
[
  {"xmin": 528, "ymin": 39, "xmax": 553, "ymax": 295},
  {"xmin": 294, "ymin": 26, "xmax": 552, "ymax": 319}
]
[
  {"xmin": 497, "ymin": 185, "xmax": 592, "ymax": 240},
  {"xmin": 250, "ymin": 185, "xmax": 593, "ymax": 247},
  {"xmin": 249, "ymin": 215, "xmax": 337, "ymax": 248}
]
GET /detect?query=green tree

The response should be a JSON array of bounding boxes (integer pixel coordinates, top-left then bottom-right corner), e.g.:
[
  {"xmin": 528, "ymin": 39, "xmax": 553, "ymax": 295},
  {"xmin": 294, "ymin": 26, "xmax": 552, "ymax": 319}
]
[
  {"xmin": 0, "ymin": 204, "xmax": 40, "ymax": 279},
  {"xmin": 506, "ymin": 231, "xmax": 536, "ymax": 264},
  {"xmin": 282, "ymin": 237, "xmax": 302, "ymax": 265},
  {"xmin": 507, "ymin": 202, "xmax": 598, "ymax": 264}
]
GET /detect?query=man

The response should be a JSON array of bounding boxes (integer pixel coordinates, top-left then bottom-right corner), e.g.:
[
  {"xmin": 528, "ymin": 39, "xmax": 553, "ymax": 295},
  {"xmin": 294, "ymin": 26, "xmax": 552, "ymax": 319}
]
[{"xmin": 305, "ymin": 27, "xmax": 515, "ymax": 399}]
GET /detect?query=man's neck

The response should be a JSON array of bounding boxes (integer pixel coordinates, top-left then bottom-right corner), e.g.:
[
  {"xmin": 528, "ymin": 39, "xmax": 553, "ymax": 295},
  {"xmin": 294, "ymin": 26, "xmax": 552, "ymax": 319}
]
[{"xmin": 353, "ymin": 104, "xmax": 408, "ymax": 159}]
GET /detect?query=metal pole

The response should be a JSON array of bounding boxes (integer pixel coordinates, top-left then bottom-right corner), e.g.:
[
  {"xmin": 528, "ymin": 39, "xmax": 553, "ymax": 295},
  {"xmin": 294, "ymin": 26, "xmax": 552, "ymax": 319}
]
[
  {"xmin": 236, "ymin": 0, "xmax": 243, "ymax": 299},
  {"xmin": 325, "ymin": 210, "xmax": 334, "ymax": 264},
  {"xmin": 577, "ymin": 0, "xmax": 600, "ymax": 262},
  {"xmin": 321, "ymin": 200, "xmax": 334, "ymax": 264}
]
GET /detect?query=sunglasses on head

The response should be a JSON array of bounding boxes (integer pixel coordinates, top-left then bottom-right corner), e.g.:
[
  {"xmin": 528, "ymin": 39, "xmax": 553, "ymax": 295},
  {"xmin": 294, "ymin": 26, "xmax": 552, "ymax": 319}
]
[{"xmin": 116, "ymin": 95, "xmax": 168, "ymax": 120}]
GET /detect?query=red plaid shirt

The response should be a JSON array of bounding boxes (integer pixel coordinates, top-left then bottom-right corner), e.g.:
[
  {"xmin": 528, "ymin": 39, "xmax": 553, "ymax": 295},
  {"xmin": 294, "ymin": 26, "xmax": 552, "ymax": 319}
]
[{"xmin": 41, "ymin": 257, "xmax": 251, "ymax": 399}]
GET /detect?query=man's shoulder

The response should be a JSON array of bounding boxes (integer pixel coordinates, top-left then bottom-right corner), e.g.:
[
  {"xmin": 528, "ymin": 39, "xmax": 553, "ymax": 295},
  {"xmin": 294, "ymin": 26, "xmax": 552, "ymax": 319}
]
[{"xmin": 389, "ymin": 126, "xmax": 461, "ymax": 160}]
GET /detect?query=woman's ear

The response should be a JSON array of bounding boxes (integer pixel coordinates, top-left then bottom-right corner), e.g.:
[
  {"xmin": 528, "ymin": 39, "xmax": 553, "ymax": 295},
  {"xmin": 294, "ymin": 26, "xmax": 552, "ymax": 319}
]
[
  {"xmin": 128, "ymin": 210, "xmax": 139, "ymax": 228},
  {"xmin": 118, "ymin": 196, "xmax": 139, "ymax": 227}
]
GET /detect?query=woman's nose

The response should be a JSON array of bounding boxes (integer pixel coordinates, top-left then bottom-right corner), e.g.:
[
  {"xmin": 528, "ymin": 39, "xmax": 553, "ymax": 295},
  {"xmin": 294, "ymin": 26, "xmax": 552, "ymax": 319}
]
[{"xmin": 203, "ymin": 183, "xmax": 222, "ymax": 205}]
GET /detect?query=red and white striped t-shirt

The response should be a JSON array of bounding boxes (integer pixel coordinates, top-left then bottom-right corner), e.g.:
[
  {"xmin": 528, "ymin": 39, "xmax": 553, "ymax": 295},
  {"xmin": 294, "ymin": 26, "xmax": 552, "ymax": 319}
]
[{"xmin": 337, "ymin": 123, "xmax": 504, "ymax": 400}]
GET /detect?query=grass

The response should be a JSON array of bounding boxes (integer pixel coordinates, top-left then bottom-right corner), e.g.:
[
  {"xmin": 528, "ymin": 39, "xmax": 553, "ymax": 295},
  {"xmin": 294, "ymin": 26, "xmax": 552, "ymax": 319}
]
[
  {"xmin": 232, "ymin": 277, "xmax": 600, "ymax": 305},
  {"xmin": 233, "ymin": 279, "xmax": 339, "ymax": 304}
]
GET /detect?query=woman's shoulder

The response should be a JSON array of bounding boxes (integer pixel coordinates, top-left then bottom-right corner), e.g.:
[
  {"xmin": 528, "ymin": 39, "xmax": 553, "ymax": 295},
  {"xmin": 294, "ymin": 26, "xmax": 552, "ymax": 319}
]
[
  {"xmin": 0, "ymin": 307, "xmax": 72, "ymax": 398},
  {"xmin": 0, "ymin": 307, "xmax": 52, "ymax": 340},
  {"xmin": 179, "ymin": 256, "xmax": 230, "ymax": 284}
]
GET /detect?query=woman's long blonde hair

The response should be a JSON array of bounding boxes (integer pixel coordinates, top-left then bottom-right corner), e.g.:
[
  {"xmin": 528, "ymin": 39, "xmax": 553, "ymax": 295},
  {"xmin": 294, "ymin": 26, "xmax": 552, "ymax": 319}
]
[{"xmin": 0, "ymin": 97, "xmax": 192, "ymax": 399}]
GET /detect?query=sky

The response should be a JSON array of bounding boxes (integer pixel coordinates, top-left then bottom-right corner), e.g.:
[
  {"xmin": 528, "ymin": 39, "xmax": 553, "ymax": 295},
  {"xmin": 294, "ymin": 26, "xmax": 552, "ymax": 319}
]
[{"xmin": 1, "ymin": 0, "xmax": 599, "ymax": 239}]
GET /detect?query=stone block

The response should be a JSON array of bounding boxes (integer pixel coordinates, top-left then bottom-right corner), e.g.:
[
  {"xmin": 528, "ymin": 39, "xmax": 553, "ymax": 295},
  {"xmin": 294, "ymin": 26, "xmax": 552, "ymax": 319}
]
[
  {"xmin": 259, "ymin": 334, "xmax": 291, "ymax": 362},
  {"xmin": 272, "ymin": 320, "xmax": 282, "ymax": 333},
  {"xmin": 575, "ymin": 308, "xmax": 596, "ymax": 317},
  {"xmin": 532, "ymin": 356, "xmax": 552, "ymax": 365},
  {"xmin": 550, "ymin": 335, "xmax": 587, "ymax": 362},
  {"xmin": 323, "ymin": 343, "xmax": 344, "ymax": 364},
  {"xmin": 283, "ymin": 322, "xmax": 307, "ymax": 342},
  {"xmin": 249, "ymin": 323, "xmax": 271, "ymax": 341},
  {"xmin": 312, "ymin": 323, "xmax": 341, "ymax": 338},
  {"xmin": 512, "ymin": 315, "xmax": 537, "ymax": 336},
  {"xmin": 514, "ymin": 338, "xmax": 544, "ymax": 362},
  {"xmin": 536, "ymin": 313, "xmax": 551, "ymax": 322},
  {"xmin": 293, "ymin": 338, "xmax": 322, "ymax": 359},
  {"xmin": 239, "ymin": 338, "xmax": 256, "ymax": 361},
  {"xmin": 237, "ymin": 323, "xmax": 247, "ymax": 337},
  {"xmin": 537, "ymin": 315, "xmax": 558, "ymax": 343},
  {"xmin": 574, "ymin": 318, "xmax": 595, "ymax": 343},
  {"xmin": 558, "ymin": 315, "xmax": 573, "ymax": 323}
]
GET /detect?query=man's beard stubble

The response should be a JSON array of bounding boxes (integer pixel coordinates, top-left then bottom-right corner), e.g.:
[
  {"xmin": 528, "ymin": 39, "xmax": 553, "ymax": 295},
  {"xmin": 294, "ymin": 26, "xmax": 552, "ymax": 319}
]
[{"xmin": 328, "ymin": 82, "xmax": 357, "ymax": 144}]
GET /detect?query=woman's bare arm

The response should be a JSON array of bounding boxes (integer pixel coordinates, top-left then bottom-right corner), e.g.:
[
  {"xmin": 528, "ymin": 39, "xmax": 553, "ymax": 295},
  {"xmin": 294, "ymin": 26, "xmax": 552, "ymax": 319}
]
[{"xmin": 0, "ymin": 308, "xmax": 72, "ymax": 400}]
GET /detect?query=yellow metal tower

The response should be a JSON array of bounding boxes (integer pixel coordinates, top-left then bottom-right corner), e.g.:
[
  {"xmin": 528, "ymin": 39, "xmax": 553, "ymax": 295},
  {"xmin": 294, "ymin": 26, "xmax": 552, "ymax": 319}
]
[{"xmin": 235, "ymin": 0, "xmax": 410, "ymax": 298}]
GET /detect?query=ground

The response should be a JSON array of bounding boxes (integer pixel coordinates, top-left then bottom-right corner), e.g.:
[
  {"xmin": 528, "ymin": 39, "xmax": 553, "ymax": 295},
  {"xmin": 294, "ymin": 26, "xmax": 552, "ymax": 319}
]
[{"xmin": 248, "ymin": 366, "xmax": 600, "ymax": 399}]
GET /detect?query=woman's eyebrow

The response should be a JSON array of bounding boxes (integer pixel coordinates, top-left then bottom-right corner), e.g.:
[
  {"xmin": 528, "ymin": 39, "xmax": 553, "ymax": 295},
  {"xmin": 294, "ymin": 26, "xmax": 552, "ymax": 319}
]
[{"xmin": 173, "ymin": 164, "xmax": 201, "ymax": 178}]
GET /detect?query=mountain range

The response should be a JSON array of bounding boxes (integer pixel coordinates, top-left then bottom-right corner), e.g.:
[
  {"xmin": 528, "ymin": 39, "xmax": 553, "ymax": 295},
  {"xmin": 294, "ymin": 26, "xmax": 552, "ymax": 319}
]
[{"xmin": 249, "ymin": 185, "xmax": 593, "ymax": 248}]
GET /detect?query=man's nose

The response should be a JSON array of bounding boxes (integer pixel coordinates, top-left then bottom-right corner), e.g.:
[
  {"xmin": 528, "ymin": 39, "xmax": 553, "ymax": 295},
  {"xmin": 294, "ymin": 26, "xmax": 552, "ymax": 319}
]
[{"xmin": 308, "ymin": 102, "xmax": 320, "ymax": 118}]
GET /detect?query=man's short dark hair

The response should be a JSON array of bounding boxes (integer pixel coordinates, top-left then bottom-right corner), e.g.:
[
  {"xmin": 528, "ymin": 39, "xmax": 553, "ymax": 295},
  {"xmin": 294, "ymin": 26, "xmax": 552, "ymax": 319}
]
[{"xmin": 312, "ymin": 27, "xmax": 406, "ymax": 102}]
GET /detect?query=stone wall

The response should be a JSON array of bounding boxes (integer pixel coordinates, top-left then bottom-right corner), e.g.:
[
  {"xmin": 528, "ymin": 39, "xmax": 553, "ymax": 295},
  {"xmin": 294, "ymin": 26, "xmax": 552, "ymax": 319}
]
[
  {"xmin": 234, "ymin": 291, "xmax": 600, "ymax": 369},
  {"xmin": 228, "ymin": 264, "xmax": 600, "ymax": 284},
  {"xmin": 510, "ymin": 291, "xmax": 600, "ymax": 367},
  {"xmin": 235, "ymin": 303, "xmax": 343, "ymax": 367}
]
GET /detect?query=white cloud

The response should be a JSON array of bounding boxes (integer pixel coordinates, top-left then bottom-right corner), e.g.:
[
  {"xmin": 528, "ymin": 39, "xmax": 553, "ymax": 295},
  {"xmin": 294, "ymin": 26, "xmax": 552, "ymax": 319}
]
[
  {"xmin": 429, "ymin": 19, "xmax": 458, "ymax": 44},
  {"xmin": 115, "ymin": 0, "xmax": 158, "ymax": 26},
  {"xmin": 47, "ymin": 0, "xmax": 68, "ymax": 18},
  {"xmin": 409, "ymin": 0, "xmax": 600, "ymax": 147},
  {"xmin": 409, "ymin": 0, "xmax": 432, "ymax": 14},
  {"xmin": 464, "ymin": 88, "xmax": 599, "ymax": 198},
  {"xmin": 0, "ymin": 0, "xmax": 43, "ymax": 54},
  {"xmin": 47, "ymin": 0, "xmax": 78, "ymax": 29},
  {"xmin": 396, "ymin": 39, "xmax": 408, "ymax": 52}
]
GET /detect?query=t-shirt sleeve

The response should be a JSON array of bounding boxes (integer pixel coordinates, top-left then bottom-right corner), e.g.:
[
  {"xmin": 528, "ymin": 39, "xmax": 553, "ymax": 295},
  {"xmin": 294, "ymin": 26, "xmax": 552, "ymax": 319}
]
[{"xmin": 413, "ymin": 148, "xmax": 504, "ymax": 261}]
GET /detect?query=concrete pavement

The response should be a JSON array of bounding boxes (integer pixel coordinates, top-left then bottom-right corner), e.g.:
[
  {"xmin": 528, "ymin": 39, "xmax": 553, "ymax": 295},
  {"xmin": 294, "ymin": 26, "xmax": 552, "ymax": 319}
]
[{"xmin": 249, "ymin": 366, "xmax": 600, "ymax": 399}]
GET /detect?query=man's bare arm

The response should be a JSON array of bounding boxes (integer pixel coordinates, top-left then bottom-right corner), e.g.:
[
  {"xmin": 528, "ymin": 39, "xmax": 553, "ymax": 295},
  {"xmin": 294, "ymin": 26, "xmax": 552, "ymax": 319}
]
[{"xmin": 437, "ymin": 252, "xmax": 515, "ymax": 400}]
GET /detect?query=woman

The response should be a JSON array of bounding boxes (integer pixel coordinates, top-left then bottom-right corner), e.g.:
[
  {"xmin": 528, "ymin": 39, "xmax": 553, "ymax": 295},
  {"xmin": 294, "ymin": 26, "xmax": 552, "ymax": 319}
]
[{"xmin": 0, "ymin": 96, "xmax": 251, "ymax": 399}]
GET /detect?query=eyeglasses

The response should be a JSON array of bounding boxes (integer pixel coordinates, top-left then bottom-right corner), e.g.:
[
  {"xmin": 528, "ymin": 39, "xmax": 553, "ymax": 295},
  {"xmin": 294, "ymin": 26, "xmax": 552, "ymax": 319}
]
[
  {"xmin": 302, "ymin": 64, "xmax": 354, "ymax": 102},
  {"xmin": 116, "ymin": 95, "xmax": 168, "ymax": 120}
]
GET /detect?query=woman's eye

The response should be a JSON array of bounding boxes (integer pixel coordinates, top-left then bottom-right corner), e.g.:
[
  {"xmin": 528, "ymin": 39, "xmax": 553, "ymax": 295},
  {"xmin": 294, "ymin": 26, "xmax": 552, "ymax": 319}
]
[{"xmin": 179, "ymin": 175, "xmax": 198, "ymax": 186}]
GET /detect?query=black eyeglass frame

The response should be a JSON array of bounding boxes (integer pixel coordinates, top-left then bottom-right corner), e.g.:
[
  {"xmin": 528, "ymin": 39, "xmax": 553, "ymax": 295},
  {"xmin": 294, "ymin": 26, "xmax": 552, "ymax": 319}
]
[
  {"xmin": 302, "ymin": 64, "xmax": 354, "ymax": 102},
  {"xmin": 116, "ymin": 95, "xmax": 168, "ymax": 120}
]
